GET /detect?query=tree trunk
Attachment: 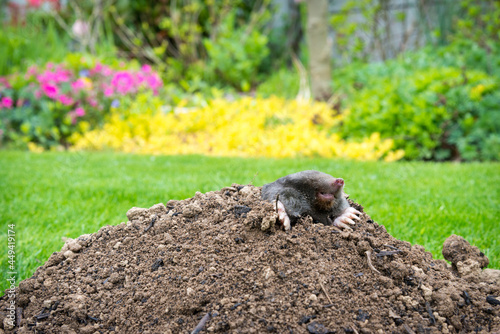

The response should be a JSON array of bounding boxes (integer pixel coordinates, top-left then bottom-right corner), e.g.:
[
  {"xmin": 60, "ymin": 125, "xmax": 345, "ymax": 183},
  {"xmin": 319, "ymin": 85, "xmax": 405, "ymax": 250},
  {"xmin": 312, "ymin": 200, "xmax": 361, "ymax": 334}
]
[{"xmin": 306, "ymin": 0, "xmax": 331, "ymax": 101}]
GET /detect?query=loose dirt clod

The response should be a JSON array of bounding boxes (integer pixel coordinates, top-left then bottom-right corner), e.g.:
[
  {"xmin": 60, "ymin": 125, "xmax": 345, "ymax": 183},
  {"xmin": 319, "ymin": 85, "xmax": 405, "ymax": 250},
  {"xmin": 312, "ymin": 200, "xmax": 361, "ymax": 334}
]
[
  {"xmin": 1, "ymin": 185, "xmax": 499, "ymax": 333},
  {"xmin": 442, "ymin": 234, "xmax": 489, "ymax": 269}
]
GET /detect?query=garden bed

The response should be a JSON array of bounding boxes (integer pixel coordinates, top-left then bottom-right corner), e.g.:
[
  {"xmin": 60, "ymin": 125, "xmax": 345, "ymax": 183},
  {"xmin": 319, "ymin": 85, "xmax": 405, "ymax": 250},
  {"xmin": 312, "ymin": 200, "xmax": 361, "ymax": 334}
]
[{"xmin": 1, "ymin": 185, "xmax": 499, "ymax": 333}]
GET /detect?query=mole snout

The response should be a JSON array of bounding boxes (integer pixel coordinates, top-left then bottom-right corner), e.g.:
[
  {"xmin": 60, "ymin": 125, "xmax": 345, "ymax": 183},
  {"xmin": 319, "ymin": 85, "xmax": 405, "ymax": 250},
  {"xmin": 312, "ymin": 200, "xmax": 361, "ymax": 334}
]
[{"xmin": 332, "ymin": 178, "xmax": 344, "ymax": 192}]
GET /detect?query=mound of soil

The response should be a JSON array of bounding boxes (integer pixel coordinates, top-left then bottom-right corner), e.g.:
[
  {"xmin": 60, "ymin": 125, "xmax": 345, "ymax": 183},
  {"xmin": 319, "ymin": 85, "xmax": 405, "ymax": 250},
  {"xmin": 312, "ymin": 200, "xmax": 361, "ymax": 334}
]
[{"xmin": 1, "ymin": 185, "xmax": 499, "ymax": 334}]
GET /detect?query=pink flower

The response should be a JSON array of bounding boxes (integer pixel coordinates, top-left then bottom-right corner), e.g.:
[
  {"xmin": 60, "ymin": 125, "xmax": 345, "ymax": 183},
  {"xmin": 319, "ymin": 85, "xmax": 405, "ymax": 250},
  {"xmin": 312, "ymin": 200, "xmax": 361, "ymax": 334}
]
[
  {"xmin": 103, "ymin": 86, "xmax": 114, "ymax": 97},
  {"xmin": 54, "ymin": 69, "xmax": 71, "ymax": 83},
  {"xmin": 93, "ymin": 63, "xmax": 113, "ymax": 77},
  {"xmin": 74, "ymin": 107, "xmax": 85, "ymax": 117},
  {"xmin": 136, "ymin": 72, "xmax": 146, "ymax": 85},
  {"xmin": 87, "ymin": 98, "xmax": 98, "ymax": 108},
  {"xmin": 141, "ymin": 64, "xmax": 152, "ymax": 73},
  {"xmin": 28, "ymin": 0, "xmax": 42, "ymax": 8},
  {"xmin": 37, "ymin": 67, "xmax": 72, "ymax": 85},
  {"xmin": 67, "ymin": 107, "xmax": 85, "ymax": 124},
  {"xmin": 68, "ymin": 113, "xmax": 77, "ymax": 125},
  {"xmin": 72, "ymin": 20, "xmax": 90, "ymax": 39},
  {"xmin": 103, "ymin": 67, "xmax": 113, "ymax": 76},
  {"xmin": 146, "ymin": 74, "xmax": 162, "ymax": 91},
  {"xmin": 111, "ymin": 71, "xmax": 135, "ymax": 95},
  {"xmin": 27, "ymin": 66, "xmax": 38, "ymax": 76},
  {"xmin": 0, "ymin": 77, "xmax": 11, "ymax": 89},
  {"xmin": 37, "ymin": 72, "xmax": 51, "ymax": 84},
  {"xmin": 1, "ymin": 97, "xmax": 13, "ymax": 109},
  {"xmin": 94, "ymin": 63, "xmax": 103, "ymax": 72},
  {"xmin": 58, "ymin": 95, "xmax": 74, "ymax": 106},
  {"xmin": 41, "ymin": 83, "xmax": 59, "ymax": 99},
  {"xmin": 71, "ymin": 79, "xmax": 86, "ymax": 91},
  {"xmin": 35, "ymin": 90, "xmax": 42, "ymax": 99}
]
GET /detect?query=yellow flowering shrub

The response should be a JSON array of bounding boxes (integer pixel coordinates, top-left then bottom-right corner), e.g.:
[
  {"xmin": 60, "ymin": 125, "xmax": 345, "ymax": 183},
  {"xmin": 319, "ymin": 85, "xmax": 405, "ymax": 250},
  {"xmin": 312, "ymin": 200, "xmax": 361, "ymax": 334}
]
[
  {"xmin": 469, "ymin": 82, "xmax": 495, "ymax": 101},
  {"xmin": 70, "ymin": 97, "xmax": 404, "ymax": 161}
]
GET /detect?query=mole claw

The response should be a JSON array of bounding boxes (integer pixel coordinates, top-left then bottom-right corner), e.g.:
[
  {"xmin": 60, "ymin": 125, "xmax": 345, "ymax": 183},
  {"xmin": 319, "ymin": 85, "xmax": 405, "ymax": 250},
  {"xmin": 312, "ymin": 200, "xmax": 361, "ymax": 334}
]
[
  {"xmin": 344, "ymin": 212, "xmax": 359, "ymax": 220},
  {"xmin": 336, "ymin": 222, "xmax": 352, "ymax": 231},
  {"xmin": 348, "ymin": 207, "xmax": 362, "ymax": 216},
  {"xmin": 274, "ymin": 199, "xmax": 291, "ymax": 231},
  {"xmin": 333, "ymin": 216, "xmax": 355, "ymax": 230},
  {"xmin": 283, "ymin": 217, "xmax": 291, "ymax": 231},
  {"xmin": 344, "ymin": 217, "xmax": 356, "ymax": 225}
]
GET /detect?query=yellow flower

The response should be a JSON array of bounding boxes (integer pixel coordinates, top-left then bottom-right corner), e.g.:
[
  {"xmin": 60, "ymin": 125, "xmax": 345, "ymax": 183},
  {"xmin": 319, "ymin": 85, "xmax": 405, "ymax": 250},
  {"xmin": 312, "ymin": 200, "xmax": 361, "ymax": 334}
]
[
  {"xmin": 72, "ymin": 97, "xmax": 404, "ymax": 161},
  {"xmin": 81, "ymin": 77, "xmax": 93, "ymax": 91},
  {"xmin": 470, "ymin": 81, "xmax": 495, "ymax": 101},
  {"xmin": 27, "ymin": 142, "xmax": 44, "ymax": 153}
]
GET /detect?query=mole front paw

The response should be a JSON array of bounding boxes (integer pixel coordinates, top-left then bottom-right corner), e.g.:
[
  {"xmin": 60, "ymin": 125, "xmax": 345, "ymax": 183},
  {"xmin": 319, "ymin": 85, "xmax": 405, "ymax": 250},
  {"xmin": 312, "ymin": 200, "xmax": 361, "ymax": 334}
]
[
  {"xmin": 273, "ymin": 199, "xmax": 291, "ymax": 231},
  {"xmin": 332, "ymin": 207, "xmax": 362, "ymax": 231}
]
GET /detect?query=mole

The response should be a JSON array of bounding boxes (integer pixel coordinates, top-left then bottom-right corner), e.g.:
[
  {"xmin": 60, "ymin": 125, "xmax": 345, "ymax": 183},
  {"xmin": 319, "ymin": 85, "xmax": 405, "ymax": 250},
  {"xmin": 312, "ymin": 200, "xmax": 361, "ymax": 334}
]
[{"xmin": 261, "ymin": 170, "xmax": 361, "ymax": 230}]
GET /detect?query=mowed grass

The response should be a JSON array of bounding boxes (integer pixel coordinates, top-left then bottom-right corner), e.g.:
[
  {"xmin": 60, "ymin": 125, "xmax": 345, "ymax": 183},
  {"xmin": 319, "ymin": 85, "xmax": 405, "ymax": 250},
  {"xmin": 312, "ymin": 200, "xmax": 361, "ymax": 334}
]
[{"xmin": 0, "ymin": 151, "xmax": 499, "ymax": 292}]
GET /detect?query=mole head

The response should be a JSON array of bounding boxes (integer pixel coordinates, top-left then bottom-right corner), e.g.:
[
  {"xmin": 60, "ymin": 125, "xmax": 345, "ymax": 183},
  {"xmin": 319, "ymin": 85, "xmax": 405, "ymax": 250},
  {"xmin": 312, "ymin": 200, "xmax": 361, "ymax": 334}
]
[{"xmin": 314, "ymin": 178, "xmax": 344, "ymax": 211}]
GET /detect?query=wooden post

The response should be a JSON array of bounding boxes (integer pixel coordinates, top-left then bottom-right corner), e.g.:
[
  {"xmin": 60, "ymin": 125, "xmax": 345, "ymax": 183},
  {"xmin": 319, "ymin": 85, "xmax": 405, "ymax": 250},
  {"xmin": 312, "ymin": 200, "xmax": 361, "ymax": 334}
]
[{"xmin": 306, "ymin": 0, "xmax": 331, "ymax": 101}]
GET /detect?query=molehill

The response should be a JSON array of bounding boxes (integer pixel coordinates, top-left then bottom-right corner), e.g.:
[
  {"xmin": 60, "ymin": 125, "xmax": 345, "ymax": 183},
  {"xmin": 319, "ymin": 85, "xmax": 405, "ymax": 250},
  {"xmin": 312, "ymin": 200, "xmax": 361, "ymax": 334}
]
[{"xmin": 1, "ymin": 185, "xmax": 499, "ymax": 334}]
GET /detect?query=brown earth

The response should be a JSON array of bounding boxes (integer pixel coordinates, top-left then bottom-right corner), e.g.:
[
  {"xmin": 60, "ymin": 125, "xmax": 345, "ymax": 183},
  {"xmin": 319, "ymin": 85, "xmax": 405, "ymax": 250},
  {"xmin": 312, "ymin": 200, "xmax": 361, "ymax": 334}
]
[{"xmin": 1, "ymin": 185, "xmax": 499, "ymax": 334}]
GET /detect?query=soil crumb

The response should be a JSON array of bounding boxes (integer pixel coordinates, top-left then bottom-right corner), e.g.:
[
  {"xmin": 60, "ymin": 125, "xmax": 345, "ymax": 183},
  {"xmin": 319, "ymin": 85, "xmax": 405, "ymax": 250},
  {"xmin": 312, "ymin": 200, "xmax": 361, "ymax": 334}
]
[
  {"xmin": 1, "ymin": 185, "xmax": 499, "ymax": 333},
  {"xmin": 442, "ymin": 234, "xmax": 490, "ymax": 269}
]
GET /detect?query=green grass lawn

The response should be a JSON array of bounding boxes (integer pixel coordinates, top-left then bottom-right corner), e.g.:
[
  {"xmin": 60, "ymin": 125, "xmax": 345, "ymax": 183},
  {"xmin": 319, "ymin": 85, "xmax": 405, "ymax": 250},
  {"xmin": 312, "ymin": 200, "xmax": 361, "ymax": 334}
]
[{"xmin": 1, "ymin": 151, "xmax": 499, "ymax": 292}]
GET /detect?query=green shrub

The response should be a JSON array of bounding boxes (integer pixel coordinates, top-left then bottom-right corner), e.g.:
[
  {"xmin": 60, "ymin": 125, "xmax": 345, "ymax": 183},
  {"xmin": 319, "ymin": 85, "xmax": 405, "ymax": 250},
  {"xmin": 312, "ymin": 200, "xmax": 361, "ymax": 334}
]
[
  {"xmin": 256, "ymin": 68, "xmax": 300, "ymax": 99},
  {"xmin": 203, "ymin": 12, "xmax": 270, "ymax": 91},
  {"xmin": 113, "ymin": 0, "xmax": 273, "ymax": 91},
  {"xmin": 0, "ymin": 12, "xmax": 70, "ymax": 76},
  {"xmin": 333, "ymin": 53, "xmax": 500, "ymax": 161}
]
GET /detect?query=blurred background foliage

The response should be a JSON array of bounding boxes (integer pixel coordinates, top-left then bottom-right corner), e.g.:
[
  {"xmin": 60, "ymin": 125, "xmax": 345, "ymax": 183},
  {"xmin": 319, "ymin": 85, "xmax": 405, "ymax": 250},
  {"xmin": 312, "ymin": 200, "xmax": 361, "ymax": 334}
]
[{"xmin": 0, "ymin": 0, "xmax": 499, "ymax": 161}]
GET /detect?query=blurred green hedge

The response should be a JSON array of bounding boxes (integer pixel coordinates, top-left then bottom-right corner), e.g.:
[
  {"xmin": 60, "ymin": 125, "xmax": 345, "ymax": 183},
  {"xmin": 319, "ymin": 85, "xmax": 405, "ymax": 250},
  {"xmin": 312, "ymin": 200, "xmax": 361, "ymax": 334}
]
[{"xmin": 332, "ymin": 49, "xmax": 500, "ymax": 161}]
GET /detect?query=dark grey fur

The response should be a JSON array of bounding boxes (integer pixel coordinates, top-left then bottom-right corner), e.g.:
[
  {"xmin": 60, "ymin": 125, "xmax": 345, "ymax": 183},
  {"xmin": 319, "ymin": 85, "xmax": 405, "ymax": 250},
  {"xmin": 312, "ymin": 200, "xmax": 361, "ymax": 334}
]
[{"xmin": 261, "ymin": 170, "xmax": 349, "ymax": 226}]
